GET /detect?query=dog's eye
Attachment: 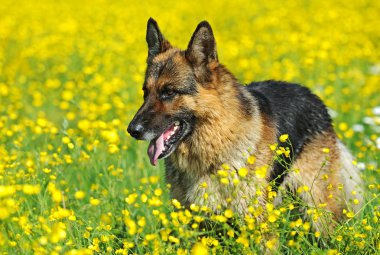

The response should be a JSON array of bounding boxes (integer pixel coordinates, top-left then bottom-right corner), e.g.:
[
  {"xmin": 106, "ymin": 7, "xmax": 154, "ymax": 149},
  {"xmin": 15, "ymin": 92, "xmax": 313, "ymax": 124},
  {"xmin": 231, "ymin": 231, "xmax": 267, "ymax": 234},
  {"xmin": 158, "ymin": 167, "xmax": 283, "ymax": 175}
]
[
  {"xmin": 160, "ymin": 88, "xmax": 176, "ymax": 100},
  {"xmin": 166, "ymin": 89, "xmax": 174, "ymax": 96}
]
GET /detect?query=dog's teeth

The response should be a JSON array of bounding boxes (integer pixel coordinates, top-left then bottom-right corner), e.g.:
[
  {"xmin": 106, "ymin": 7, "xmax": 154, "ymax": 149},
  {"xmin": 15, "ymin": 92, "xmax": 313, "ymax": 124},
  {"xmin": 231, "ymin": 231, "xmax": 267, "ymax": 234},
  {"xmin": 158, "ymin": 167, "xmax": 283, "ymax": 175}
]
[{"xmin": 174, "ymin": 121, "xmax": 180, "ymax": 126}]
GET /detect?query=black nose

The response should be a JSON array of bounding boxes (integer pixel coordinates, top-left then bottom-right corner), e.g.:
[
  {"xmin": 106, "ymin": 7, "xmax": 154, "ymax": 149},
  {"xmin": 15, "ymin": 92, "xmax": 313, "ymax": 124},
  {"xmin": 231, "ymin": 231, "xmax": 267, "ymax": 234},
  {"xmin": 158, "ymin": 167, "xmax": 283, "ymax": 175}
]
[{"xmin": 127, "ymin": 122, "xmax": 145, "ymax": 140}]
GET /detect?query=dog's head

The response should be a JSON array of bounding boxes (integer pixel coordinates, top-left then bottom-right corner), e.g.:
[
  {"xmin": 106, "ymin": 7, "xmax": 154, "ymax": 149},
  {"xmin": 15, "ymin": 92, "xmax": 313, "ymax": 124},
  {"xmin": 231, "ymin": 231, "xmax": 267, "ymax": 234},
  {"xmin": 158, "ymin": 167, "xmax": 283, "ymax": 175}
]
[{"xmin": 127, "ymin": 18, "xmax": 219, "ymax": 165}]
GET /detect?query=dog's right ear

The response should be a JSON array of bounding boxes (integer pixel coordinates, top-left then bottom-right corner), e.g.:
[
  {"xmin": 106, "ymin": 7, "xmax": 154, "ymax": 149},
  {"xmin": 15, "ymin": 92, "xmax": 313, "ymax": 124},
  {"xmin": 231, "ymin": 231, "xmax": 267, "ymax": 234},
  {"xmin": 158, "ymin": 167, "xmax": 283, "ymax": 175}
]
[
  {"xmin": 185, "ymin": 21, "xmax": 218, "ymax": 67},
  {"xmin": 146, "ymin": 18, "xmax": 171, "ymax": 63}
]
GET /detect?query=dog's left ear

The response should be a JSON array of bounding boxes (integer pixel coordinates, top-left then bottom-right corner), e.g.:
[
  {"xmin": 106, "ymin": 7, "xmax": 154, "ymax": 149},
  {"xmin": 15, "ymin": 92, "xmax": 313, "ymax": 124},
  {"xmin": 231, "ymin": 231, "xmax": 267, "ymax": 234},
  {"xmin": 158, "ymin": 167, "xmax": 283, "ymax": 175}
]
[
  {"xmin": 186, "ymin": 21, "xmax": 218, "ymax": 67},
  {"xmin": 146, "ymin": 18, "xmax": 172, "ymax": 63}
]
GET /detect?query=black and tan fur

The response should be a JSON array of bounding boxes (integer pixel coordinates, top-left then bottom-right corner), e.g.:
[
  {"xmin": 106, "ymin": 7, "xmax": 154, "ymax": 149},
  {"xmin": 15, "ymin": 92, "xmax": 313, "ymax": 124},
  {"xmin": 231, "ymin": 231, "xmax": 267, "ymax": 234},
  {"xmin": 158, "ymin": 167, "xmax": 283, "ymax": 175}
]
[{"xmin": 128, "ymin": 18, "xmax": 363, "ymax": 234}]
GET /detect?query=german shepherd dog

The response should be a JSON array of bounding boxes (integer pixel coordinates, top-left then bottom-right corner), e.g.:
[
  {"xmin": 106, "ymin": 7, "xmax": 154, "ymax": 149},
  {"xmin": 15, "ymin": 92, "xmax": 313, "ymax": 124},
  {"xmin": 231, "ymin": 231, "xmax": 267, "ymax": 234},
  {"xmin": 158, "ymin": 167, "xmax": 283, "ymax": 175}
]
[{"xmin": 128, "ymin": 18, "xmax": 363, "ymax": 234}]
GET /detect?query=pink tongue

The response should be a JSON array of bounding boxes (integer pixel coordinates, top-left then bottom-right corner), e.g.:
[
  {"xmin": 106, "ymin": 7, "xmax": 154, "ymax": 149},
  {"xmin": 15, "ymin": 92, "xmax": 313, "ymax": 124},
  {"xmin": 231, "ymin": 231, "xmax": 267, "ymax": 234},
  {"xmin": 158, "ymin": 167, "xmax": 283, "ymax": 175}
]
[{"xmin": 147, "ymin": 134, "xmax": 164, "ymax": 166}]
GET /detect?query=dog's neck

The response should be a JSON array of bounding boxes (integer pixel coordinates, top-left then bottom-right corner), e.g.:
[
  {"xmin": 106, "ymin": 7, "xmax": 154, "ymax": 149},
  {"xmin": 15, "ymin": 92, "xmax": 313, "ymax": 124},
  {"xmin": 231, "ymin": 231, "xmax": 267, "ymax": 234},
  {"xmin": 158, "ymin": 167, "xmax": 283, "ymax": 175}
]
[{"xmin": 169, "ymin": 65, "xmax": 267, "ymax": 176}]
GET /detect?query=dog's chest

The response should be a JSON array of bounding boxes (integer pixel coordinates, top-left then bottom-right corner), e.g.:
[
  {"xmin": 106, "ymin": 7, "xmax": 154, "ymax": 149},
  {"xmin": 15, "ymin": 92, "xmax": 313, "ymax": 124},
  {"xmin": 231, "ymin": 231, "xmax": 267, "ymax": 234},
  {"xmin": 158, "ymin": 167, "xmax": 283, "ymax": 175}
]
[
  {"xmin": 165, "ymin": 150, "xmax": 269, "ymax": 215},
  {"xmin": 186, "ymin": 173, "xmax": 267, "ymax": 215},
  {"xmin": 165, "ymin": 112, "xmax": 275, "ymax": 214}
]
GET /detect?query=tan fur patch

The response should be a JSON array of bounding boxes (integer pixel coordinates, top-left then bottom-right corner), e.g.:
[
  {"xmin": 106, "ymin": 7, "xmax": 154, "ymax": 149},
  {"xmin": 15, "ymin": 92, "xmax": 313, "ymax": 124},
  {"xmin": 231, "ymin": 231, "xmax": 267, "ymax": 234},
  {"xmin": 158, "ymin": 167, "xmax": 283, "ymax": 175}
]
[{"xmin": 278, "ymin": 131, "xmax": 356, "ymax": 234}]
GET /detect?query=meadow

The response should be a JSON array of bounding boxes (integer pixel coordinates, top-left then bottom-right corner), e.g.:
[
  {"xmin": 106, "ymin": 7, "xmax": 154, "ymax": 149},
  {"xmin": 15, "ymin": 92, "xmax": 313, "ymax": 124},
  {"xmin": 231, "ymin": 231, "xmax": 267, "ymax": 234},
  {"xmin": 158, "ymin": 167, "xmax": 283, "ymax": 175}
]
[{"xmin": 0, "ymin": 0, "xmax": 379, "ymax": 254}]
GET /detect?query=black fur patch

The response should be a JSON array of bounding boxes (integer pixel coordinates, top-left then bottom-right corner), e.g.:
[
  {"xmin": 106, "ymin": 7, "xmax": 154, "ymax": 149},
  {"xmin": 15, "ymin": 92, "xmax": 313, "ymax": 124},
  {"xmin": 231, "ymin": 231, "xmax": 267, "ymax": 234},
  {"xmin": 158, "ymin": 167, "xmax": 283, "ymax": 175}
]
[
  {"xmin": 144, "ymin": 62, "xmax": 162, "ymax": 82},
  {"xmin": 146, "ymin": 18, "xmax": 164, "ymax": 63},
  {"xmin": 246, "ymin": 80, "xmax": 333, "ymax": 188}
]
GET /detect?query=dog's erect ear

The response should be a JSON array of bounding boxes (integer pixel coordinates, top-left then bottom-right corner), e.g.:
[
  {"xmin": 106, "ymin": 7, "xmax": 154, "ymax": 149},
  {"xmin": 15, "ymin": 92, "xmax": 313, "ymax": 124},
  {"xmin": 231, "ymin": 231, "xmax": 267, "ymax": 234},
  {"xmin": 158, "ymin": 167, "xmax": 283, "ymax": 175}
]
[
  {"xmin": 146, "ymin": 18, "xmax": 171, "ymax": 63},
  {"xmin": 186, "ymin": 21, "xmax": 218, "ymax": 67}
]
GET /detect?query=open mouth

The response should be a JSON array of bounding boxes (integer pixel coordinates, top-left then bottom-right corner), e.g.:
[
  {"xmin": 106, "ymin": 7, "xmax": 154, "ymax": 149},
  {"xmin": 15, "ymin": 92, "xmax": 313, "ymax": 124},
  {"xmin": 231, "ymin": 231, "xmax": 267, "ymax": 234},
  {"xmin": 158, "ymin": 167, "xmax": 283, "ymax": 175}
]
[{"xmin": 147, "ymin": 121, "xmax": 186, "ymax": 165}]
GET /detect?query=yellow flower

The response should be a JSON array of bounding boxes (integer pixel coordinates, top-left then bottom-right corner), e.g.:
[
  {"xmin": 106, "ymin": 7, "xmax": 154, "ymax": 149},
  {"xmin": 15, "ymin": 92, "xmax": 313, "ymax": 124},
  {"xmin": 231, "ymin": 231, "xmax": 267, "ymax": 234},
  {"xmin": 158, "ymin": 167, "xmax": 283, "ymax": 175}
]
[
  {"xmin": 154, "ymin": 188, "xmax": 162, "ymax": 196},
  {"xmin": 137, "ymin": 217, "xmax": 146, "ymax": 227},
  {"xmin": 22, "ymin": 184, "xmax": 40, "ymax": 195},
  {"xmin": 149, "ymin": 176, "xmax": 159, "ymax": 183},
  {"xmin": 220, "ymin": 177, "xmax": 229, "ymax": 184},
  {"xmin": 52, "ymin": 190, "xmax": 63, "ymax": 203},
  {"xmin": 172, "ymin": 199, "xmax": 182, "ymax": 209},
  {"xmin": 124, "ymin": 218, "xmax": 136, "ymax": 235},
  {"xmin": 140, "ymin": 193, "xmax": 148, "ymax": 203},
  {"xmin": 215, "ymin": 215, "xmax": 227, "ymax": 223},
  {"xmin": 168, "ymin": 236, "xmax": 180, "ymax": 244},
  {"xmin": 191, "ymin": 242, "xmax": 208, "ymax": 255},
  {"xmin": 221, "ymin": 164, "xmax": 230, "ymax": 170},
  {"xmin": 224, "ymin": 209, "xmax": 233, "ymax": 218},
  {"xmin": 269, "ymin": 143, "xmax": 277, "ymax": 151},
  {"xmin": 295, "ymin": 218, "xmax": 303, "ymax": 227},
  {"xmin": 62, "ymin": 136, "xmax": 71, "ymax": 144},
  {"xmin": 62, "ymin": 90, "xmax": 74, "ymax": 101},
  {"xmin": 0, "ymin": 207, "xmax": 10, "ymax": 220},
  {"xmin": 327, "ymin": 249, "xmax": 339, "ymax": 255},
  {"xmin": 297, "ymin": 185, "xmax": 309, "ymax": 193},
  {"xmin": 90, "ymin": 197, "xmax": 100, "ymax": 206},
  {"xmin": 265, "ymin": 238, "xmax": 278, "ymax": 250},
  {"xmin": 42, "ymin": 168, "xmax": 52, "ymax": 174},
  {"xmin": 238, "ymin": 167, "xmax": 248, "ymax": 177},
  {"xmin": 255, "ymin": 165, "xmax": 267, "ymax": 178},
  {"xmin": 125, "ymin": 193, "xmax": 138, "ymax": 204},
  {"xmin": 346, "ymin": 211, "xmax": 355, "ymax": 218},
  {"xmin": 236, "ymin": 236, "xmax": 249, "ymax": 248},
  {"xmin": 338, "ymin": 122, "xmax": 348, "ymax": 131},
  {"xmin": 145, "ymin": 234, "xmax": 156, "ymax": 241},
  {"xmin": 50, "ymin": 222, "xmax": 67, "ymax": 243},
  {"xmin": 217, "ymin": 169, "xmax": 228, "ymax": 177},
  {"xmin": 266, "ymin": 203, "xmax": 274, "ymax": 212},
  {"xmin": 101, "ymin": 130, "xmax": 120, "ymax": 144},
  {"xmin": 247, "ymin": 155, "xmax": 256, "ymax": 164},
  {"xmin": 279, "ymin": 134, "xmax": 289, "ymax": 142},
  {"xmin": 39, "ymin": 236, "xmax": 48, "ymax": 245},
  {"xmin": 78, "ymin": 119, "xmax": 91, "ymax": 131},
  {"xmin": 268, "ymin": 213, "xmax": 277, "ymax": 223},
  {"xmin": 200, "ymin": 182, "xmax": 208, "ymax": 188},
  {"xmin": 303, "ymin": 222, "xmax": 311, "ymax": 231},
  {"xmin": 108, "ymin": 144, "xmax": 119, "ymax": 154},
  {"xmin": 0, "ymin": 186, "xmax": 16, "ymax": 198},
  {"xmin": 177, "ymin": 248, "xmax": 187, "ymax": 255}
]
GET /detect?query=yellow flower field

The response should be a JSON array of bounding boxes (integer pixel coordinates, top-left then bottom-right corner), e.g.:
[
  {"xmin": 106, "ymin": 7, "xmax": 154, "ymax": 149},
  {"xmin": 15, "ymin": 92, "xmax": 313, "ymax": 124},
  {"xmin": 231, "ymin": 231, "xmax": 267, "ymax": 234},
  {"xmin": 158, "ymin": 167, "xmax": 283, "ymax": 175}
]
[{"xmin": 0, "ymin": 0, "xmax": 379, "ymax": 254}]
